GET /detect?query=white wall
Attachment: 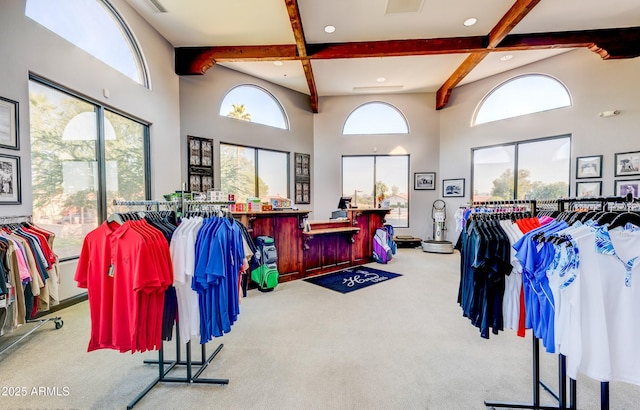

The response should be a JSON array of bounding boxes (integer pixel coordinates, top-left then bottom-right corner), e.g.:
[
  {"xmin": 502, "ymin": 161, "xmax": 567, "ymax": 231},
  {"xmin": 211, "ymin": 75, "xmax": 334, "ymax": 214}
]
[
  {"xmin": 313, "ymin": 93, "xmax": 441, "ymax": 240},
  {"xmin": 0, "ymin": 0, "xmax": 181, "ymax": 299},
  {"xmin": 439, "ymin": 49, "xmax": 640, "ymax": 235},
  {"xmin": 179, "ymin": 65, "xmax": 314, "ymax": 198}
]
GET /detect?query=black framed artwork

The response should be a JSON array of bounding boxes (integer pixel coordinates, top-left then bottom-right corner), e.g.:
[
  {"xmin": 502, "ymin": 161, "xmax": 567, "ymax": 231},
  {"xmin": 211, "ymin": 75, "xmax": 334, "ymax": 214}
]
[
  {"xmin": 0, "ymin": 153, "xmax": 21, "ymax": 204},
  {"xmin": 442, "ymin": 178, "xmax": 464, "ymax": 198},
  {"xmin": 576, "ymin": 181, "xmax": 602, "ymax": 198},
  {"xmin": 414, "ymin": 172, "xmax": 436, "ymax": 190},
  {"xmin": 294, "ymin": 152, "xmax": 310, "ymax": 204},
  {"xmin": 0, "ymin": 96, "xmax": 19, "ymax": 150},
  {"xmin": 615, "ymin": 179, "xmax": 640, "ymax": 198},
  {"xmin": 576, "ymin": 155, "xmax": 602, "ymax": 179},
  {"xmin": 614, "ymin": 151, "xmax": 640, "ymax": 177},
  {"xmin": 187, "ymin": 135, "xmax": 214, "ymax": 193}
]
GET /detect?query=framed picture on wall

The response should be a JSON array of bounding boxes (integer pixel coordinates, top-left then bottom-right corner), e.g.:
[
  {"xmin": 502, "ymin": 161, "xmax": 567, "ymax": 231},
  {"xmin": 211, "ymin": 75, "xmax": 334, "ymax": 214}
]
[
  {"xmin": 615, "ymin": 179, "xmax": 640, "ymax": 198},
  {"xmin": 576, "ymin": 155, "xmax": 602, "ymax": 179},
  {"xmin": 0, "ymin": 96, "xmax": 19, "ymax": 150},
  {"xmin": 442, "ymin": 178, "xmax": 465, "ymax": 198},
  {"xmin": 614, "ymin": 151, "xmax": 640, "ymax": 177},
  {"xmin": 414, "ymin": 172, "xmax": 436, "ymax": 190},
  {"xmin": 0, "ymin": 154, "xmax": 21, "ymax": 204},
  {"xmin": 576, "ymin": 181, "xmax": 602, "ymax": 198}
]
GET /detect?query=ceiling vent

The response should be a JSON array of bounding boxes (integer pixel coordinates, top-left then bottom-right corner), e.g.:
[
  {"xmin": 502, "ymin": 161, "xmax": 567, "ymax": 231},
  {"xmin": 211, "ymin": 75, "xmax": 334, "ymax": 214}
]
[
  {"xmin": 145, "ymin": 0, "xmax": 168, "ymax": 13},
  {"xmin": 385, "ymin": 0, "xmax": 424, "ymax": 14}
]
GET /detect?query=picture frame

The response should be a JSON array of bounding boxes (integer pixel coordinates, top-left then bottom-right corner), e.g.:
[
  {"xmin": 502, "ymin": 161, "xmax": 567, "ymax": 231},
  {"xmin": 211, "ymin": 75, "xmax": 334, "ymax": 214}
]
[
  {"xmin": 294, "ymin": 152, "xmax": 311, "ymax": 204},
  {"xmin": 614, "ymin": 151, "xmax": 640, "ymax": 177},
  {"xmin": 0, "ymin": 154, "xmax": 21, "ymax": 204},
  {"xmin": 414, "ymin": 172, "xmax": 436, "ymax": 190},
  {"xmin": 0, "ymin": 96, "xmax": 19, "ymax": 150},
  {"xmin": 615, "ymin": 179, "xmax": 640, "ymax": 198},
  {"xmin": 576, "ymin": 155, "xmax": 602, "ymax": 179},
  {"xmin": 576, "ymin": 181, "xmax": 602, "ymax": 198},
  {"xmin": 442, "ymin": 178, "xmax": 465, "ymax": 198}
]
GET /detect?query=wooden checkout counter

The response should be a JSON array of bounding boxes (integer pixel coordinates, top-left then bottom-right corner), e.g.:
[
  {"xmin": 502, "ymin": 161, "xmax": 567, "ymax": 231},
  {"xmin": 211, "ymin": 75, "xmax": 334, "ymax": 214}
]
[{"xmin": 232, "ymin": 208, "xmax": 389, "ymax": 282}]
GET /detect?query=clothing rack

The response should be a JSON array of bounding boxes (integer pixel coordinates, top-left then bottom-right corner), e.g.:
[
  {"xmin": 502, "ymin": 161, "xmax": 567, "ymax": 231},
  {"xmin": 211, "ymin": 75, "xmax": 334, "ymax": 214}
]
[
  {"xmin": 0, "ymin": 215, "xmax": 63, "ymax": 356},
  {"xmin": 465, "ymin": 200, "xmax": 572, "ymax": 410},
  {"xmin": 182, "ymin": 199, "xmax": 235, "ymax": 216},
  {"xmin": 110, "ymin": 201, "xmax": 229, "ymax": 409},
  {"xmin": 554, "ymin": 196, "xmax": 640, "ymax": 410}
]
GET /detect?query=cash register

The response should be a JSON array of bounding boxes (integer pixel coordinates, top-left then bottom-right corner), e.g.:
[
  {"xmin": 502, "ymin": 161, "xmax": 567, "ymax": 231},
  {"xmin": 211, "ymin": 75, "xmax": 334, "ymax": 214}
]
[{"xmin": 331, "ymin": 196, "xmax": 352, "ymax": 219}]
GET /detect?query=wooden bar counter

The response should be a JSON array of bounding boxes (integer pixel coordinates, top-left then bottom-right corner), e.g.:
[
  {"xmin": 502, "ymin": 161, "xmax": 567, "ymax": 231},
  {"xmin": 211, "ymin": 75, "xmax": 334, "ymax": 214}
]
[{"xmin": 232, "ymin": 208, "xmax": 389, "ymax": 282}]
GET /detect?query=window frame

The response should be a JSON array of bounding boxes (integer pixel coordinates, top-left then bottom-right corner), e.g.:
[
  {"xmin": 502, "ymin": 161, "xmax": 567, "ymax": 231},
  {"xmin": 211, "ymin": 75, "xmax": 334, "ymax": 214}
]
[
  {"xmin": 341, "ymin": 154, "xmax": 410, "ymax": 228},
  {"xmin": 342, "ymin": 101, "xmax": 409, "ymax": 135},
  {"xmin": 470, "ymin": 134, "xmax": 571, "ymax": 202},
  {"xmin": 219, "ymin": 142, "xmax": 290, "ymax": 199},
  {"xmin": 472, "ymin": 73, "xmax": 572, "ymax": 126},
  {"xmin": 29, "ymin": 73, "xmax": 151, "ymax": 261}
]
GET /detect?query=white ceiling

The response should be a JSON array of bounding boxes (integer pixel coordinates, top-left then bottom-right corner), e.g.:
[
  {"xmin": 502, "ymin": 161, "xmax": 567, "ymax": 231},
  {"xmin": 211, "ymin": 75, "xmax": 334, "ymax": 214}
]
[{"xmin": 123, "ymin": 0, "xmax": 640, "ymax": 98}]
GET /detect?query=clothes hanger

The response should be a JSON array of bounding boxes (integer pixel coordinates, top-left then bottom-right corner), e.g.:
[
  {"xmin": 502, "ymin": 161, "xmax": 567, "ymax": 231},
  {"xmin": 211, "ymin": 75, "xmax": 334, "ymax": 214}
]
[{"xmin": 608, "ymin": 212, "xmax": 640, "ymax": 230}]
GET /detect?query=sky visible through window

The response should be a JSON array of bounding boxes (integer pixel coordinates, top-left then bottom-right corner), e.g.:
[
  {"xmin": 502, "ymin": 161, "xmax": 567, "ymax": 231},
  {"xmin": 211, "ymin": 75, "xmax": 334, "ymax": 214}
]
[
  {"xmin": 26, "ymin": 0, "xmax": 143, "ymax": 84},
  {"xmin": 475, "ymin": 74, "xmax": 571, "ymax": 125},
  {"xmin": 219, "ymin": 85, "xmax": 288, "ymax": 130},
  {"xmin": 343, "ymin": 102, "xmax": 409, "ymax": 135}
]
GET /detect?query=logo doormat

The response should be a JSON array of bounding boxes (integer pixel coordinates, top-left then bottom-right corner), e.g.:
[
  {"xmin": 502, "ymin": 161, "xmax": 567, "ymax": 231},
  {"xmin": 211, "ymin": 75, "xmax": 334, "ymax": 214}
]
[{"xmin": 304, "ymin": 266, "xmax": 402, "ymax": 294}]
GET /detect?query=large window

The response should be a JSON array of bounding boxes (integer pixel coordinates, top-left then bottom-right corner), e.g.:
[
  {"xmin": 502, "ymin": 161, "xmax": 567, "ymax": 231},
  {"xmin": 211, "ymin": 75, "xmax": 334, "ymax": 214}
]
[
  {"xmin": 219, "ymin": 85, "xmax": 289, "ymax": 130},
  {"xmin": 220, "ymin": 143, "xmax": 289, "ymax": 203},
  {"xmin": 343, "ymin": 102, "xmax": 409, "ymax": 135},
  {"xmin": 472, "ymin": 135, "xmax": 571, "ymax": 202},
  {"xmin": 26, "ymin": 0, "xmax": 149, "ymax": 87},
  {"xmin": 473, "ymin": 74, "xmax": 571, "ymax": 125},
  {"xmin": 342, "ymin": 155, "xmax": 409, "ymax": 227},
  {"xmin": 29, "ymin": 77, "xmax": 149, "ymax": 260}
]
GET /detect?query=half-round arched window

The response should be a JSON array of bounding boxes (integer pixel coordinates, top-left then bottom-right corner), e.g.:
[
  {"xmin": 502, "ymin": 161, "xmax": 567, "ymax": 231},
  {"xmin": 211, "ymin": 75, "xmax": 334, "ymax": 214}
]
[
  {"xmin": 26, "ymin": 0, "xmax": 149, "ymax": 87},
  {"xmin": 473, "ymin": 74, "xmax": 571, "ymax": 125},
  {"xmin": 219, "ymin": 85, "xmax": 289, "ymax": 130},
  {"xmin": 343, "ymin": 102, "xmax": 409, "ymax": 135}
]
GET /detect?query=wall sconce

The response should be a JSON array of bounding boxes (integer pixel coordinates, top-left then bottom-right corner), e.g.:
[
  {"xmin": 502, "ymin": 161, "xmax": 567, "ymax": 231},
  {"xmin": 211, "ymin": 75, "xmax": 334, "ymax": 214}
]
[{"xmin": 599, "ymin": 110, "xmax": 620, "ymax": 118}]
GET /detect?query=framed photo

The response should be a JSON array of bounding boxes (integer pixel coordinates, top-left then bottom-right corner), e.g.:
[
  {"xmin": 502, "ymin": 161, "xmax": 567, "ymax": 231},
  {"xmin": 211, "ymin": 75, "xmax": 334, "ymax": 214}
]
[
  {"xmin": 615, "ymin": 179, "xmax": 640, "ymax": 198},
  {"xmin": 442, "ymin": 178, "xmax": 465, "ymax": 198},
  {"xmin": 614, "ymin": 151, "xmax": 640, "ymax": 177},
  {"xmin": 295, "ymin": 153, "xmax": 310, "ymax": 178},
  {"xmin": 0, "ymin": 96, "xmax": 19, "ymax": 150},
  {"xmin": 0, "ymin": 154, "xmax": 21, "ymax": 204},
  {"xmin": 576, "ymin": 155, "xmax": 602, "ymax": 179},
  {"xmin": 576, "ymin": 181, "xmax": 602, "ymax": 198},
  {"xmin": 414, "ymin": 172, "xmax": 435, "ymax": 190}
]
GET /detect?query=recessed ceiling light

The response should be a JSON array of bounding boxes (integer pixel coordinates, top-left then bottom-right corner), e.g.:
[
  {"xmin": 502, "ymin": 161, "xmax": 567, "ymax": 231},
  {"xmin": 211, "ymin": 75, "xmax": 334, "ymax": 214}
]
[
  {"xmin": 500, "ymin": 55, "xmax": 513, "ymax": 61},
  {"xmin": 324, "ymin": 25, "xmax": 336, "ymax": 34},
  {"xmin": 463, "ymin": 18, "xmax": 477, "ymax": 27},
  {"xmin": 273, "ymin": 61, "xmax": 284, "ymax": 66},
  {"xmin": 377, "ymin": 77, "xmax": 386, "ymax": 82}
]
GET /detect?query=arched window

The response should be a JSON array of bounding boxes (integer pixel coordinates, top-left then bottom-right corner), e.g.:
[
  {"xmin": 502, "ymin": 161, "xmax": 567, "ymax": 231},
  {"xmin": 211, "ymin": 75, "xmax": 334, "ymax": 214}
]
[
  {"xmin": 26, "ymin": 0, "xmax": 149, "ymax": 87},
  {"xmin": 219, "ymin": 85, "xmax": 289, "ymax": 130},
  {"xmin": 343, "ymin": 102, "xmax": 409, "ymax": 135},
  {"xmin": 473, "ymin": 74, "xmax": 571, "ymax": 125}
]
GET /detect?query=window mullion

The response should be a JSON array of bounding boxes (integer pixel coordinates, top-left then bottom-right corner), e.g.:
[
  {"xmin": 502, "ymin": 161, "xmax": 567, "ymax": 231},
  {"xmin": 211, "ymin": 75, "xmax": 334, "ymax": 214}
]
[{"xmin": 96, "ymin": 106, "xmax": 108, "ymax": 221}]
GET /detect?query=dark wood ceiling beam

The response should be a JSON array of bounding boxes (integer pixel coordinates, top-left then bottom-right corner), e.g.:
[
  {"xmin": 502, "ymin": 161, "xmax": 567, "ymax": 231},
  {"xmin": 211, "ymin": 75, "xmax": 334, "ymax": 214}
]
[
  {"xmin": 307, "ymin": 37, "xmax": 487, "ymax": 59},
  {"xmin": 284, "ymin": 0, "xmax": 318, "ymax": 112},
  {"xmin": 436, "ymin": 0, "xmax": 540, "ymax": 110},
  {"xmin": 175, "ymin": 45, "xmax": 298, "ymax": 75}
]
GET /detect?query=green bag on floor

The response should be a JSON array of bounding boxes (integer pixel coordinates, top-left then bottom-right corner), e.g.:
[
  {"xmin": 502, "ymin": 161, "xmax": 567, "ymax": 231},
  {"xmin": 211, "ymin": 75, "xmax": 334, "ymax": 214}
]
[
  {"xmin": 251, "ymin": 264, "xmax": 279, "ymax": 291},
  {"xmin": 251, "ymin": 236, "xmax": 279, "ymax": 291}
]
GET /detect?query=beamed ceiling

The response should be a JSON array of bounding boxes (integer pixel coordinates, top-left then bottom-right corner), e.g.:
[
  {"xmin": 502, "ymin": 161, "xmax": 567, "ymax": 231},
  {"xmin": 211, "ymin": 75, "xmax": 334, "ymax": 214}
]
[{"xmin": 124, "ymin": 0, "xmax": 640, "ymax": 113}]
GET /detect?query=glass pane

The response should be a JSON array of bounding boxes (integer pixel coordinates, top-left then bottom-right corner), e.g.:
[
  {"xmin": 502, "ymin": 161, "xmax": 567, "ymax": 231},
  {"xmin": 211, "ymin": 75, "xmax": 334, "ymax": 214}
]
[
  {"xmin": 343, "ymin": 102, "xmax": 409, "ymax": 135},
  {"xmin": 517, "ymin": 137, "xmax": 570, "ymax": 200},
  {"xmin": 220, "ymin": 144, "xmax": 256, "ymax": 203},
  {"xmin": 257, "ymin": 150, "xmax": 288, "ymax": 199},
  {"xmin": 219, "ymin": 85, "xmax": 288, "ymax": 130},
  {"xmin": 475, "ymin": 75, "xmax": 571, "ymax": 125},
  {"xmin": 342, "ymin": 157, "xmax": 374, "ymax": 208},
  {"xmin": 472, "ymin": 145, "xmax": 516, "ymax": 202},
  {"xmin": 376, "ymin": 156, "xmax": 409, "ymax": 227},
  {"xmin": 26, "ymin": 0, "xmax": 145, "ymax": 85},
  {"xmin": 104, "ymin": 110, "xmax": 146, "ymax": 215},
  {"xmin": 29, "ymin": 81, "xmax": 99, "ymax": 259}
]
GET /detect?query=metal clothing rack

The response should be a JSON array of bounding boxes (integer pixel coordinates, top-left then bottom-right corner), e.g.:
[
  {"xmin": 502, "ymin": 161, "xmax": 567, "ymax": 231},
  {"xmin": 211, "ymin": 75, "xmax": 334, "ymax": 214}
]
[
  {"xmin": 0, "ymin": 215, "xmax": 63, "ymax": 356},
  {"xmin": 110, "ymin": 200, "xmax": 229, "ymax": 409},
  {"xmin": 467, "ymin": 200, "xmax": 573, "ymax": 410}
]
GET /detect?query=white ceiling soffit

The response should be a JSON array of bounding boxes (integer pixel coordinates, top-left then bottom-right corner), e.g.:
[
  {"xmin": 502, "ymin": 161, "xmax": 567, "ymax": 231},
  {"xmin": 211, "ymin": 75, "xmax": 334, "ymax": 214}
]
[
  {"xmin": 218, "ymin": 61, "xmax": 309, "ymax": 96},
  {"xmin": 299, "ymin": 0, "xmax": 515, "ymax": 43},
  {"xmin": 512, "ymin": 0, "xmax": 640, "ymax": 33},
  {"xmin": 123, "ymin": 0, "xmax": 295, "ymax": 46},
  {"xmin": 385, "ymin": 0, "xmax": 425, "ymax": 14},
  {"xmin": 312, "ymin": 54, "xmax": 469, "ymax": 96}
]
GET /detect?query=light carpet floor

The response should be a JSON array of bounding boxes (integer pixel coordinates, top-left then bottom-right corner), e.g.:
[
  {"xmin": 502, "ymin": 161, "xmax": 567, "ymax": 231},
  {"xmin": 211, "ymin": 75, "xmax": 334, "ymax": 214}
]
[{"xmin": 1, "ymin": 248, "xmax": 639, "ymax": 409}]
